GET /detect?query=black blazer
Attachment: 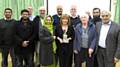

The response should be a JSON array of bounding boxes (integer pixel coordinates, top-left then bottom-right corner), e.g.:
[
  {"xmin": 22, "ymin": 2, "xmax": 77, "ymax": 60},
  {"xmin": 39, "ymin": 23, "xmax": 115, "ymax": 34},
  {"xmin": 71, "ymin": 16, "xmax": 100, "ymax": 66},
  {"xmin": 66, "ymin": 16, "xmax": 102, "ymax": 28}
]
[
  {"xmin": 33, "ymin": 16, "xmax": 43, "ymax": 41},
  {"xmin": 55, "ymin": 25, "xmax": 75, "ymax": 50},
  {"xmin": 96, "ymin": 21, "xmax": 120, "ymax": 61},
  {"xmin": 15, "ymin": 19, "xmax": 36, "ymax": 54}
]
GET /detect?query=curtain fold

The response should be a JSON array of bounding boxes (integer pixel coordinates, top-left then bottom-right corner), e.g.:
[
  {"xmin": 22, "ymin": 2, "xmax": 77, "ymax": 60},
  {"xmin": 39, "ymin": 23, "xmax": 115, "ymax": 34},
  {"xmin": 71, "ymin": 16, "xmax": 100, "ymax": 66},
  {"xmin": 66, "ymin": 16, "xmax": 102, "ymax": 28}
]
[
  {"xmin": 0, "ymin": 0, "xmax": 44, "ymax": 19},
  {"xmin": 114, "ymin": 0, "xmax": 120, "ymax": 23}
]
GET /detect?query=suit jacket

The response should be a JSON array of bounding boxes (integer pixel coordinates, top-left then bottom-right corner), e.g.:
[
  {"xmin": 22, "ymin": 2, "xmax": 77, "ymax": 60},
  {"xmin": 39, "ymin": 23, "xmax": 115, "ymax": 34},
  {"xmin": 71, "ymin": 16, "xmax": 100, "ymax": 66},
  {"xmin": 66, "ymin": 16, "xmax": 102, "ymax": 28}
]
[
  {"xmin": 73, "ymin": 23, "xmax": 97, "ymax": 51},
  {"xmin": 96, "ymin": 21, "xmax": 120, "ymax": 61},
  {"xmin": 15, "ymin": 19, "xmax": 36, "ymax": 54},
  {"xmin": 55, "ymin": 25, "xmax": 74, "ymax": 51},
  {"xmin": 52, "ymin": 14, "xmax": 61, "ymax": 27},
  {"xmin": 33, "ymin": 15, "xmax": 43, "ymax": 41}
]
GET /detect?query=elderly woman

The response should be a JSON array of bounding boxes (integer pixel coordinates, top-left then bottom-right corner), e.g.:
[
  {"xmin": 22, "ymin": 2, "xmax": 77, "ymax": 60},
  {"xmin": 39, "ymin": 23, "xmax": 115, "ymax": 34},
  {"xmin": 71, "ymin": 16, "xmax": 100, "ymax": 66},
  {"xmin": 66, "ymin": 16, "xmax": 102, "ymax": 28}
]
[{"xmin": 73, "ymin": 13, "xmax": 97, "ymax": 67}]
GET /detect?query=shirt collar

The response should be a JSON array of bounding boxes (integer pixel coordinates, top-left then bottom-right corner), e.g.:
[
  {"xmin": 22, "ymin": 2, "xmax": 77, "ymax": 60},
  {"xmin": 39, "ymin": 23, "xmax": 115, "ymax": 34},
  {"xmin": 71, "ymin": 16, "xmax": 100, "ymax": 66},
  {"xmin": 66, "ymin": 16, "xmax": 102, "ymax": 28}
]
[
  {"xmin": 102, "ymin": 20, "xmax": 111, "ymax": 25},
  {"xmin": 70, "ymin": 15, "xmax": 78, "ymax": 18}
]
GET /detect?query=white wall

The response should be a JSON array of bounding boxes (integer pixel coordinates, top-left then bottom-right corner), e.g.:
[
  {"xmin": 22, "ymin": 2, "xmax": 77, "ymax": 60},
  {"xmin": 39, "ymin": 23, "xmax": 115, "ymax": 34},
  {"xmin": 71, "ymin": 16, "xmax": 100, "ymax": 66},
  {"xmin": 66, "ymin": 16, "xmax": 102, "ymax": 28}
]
[{"xmin": 47, "ymin": 0, "xmax": 110, "ymax": 16}]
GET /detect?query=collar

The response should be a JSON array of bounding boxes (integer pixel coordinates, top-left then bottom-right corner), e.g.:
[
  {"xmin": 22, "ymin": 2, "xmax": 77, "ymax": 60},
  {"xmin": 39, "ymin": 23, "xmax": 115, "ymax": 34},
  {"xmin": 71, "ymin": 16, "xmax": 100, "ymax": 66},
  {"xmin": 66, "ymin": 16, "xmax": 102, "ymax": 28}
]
[
  {"xmin": 70, "ymin": 15, "xmax": 78, "ymax": 18},
  {"xmin": 102, "ymin": 20, "xmax": 111, "ymax": 25},
  {"xmin": 4, "ymin": 17, "xmax": 12, "ymax": 20},
  {"xmin": 57, "ymin": 14, "xmax": 61, "ymax": 17}
]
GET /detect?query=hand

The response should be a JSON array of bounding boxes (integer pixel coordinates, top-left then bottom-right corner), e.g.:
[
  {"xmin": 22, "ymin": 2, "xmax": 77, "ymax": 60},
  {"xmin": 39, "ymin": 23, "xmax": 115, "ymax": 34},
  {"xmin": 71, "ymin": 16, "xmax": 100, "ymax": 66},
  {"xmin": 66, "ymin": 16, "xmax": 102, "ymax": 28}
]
[
  {"xmin": 74, "ymin": 50, "xmax": 78, "ymax": 54},
  {"xmin": 68, "ymin": 37, "xmax": 72, "ymax": 40},
  {"xmin": 114, "ymin": 57, "xmax": 119, "ymax": 63},
  {"xmin": 86, "ymin": 11, "xmax": 91, "ymax": 16},
  {"xmin": 53, "ymin": 36, "xmax": 56, "ymax": 39},
  {"xmin": 59, "ymin": 39, "xmax": 63, "ymax": 43},
  {"xmin": 57, "ymin": 37, "xmax": 63, "ymax": 43},
  {"xmin": 88, "ymin": 48, "xmax": 94, "ymax": 57},
  {"xmin": 22, "ymin": 41, "xmax": 29, "ymax": 47}
]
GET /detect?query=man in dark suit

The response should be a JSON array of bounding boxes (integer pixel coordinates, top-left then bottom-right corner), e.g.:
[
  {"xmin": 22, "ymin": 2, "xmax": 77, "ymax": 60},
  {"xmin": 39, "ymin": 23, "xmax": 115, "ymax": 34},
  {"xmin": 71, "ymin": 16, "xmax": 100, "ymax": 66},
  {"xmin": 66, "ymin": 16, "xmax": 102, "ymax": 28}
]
[
  {"xmin": 15, "ymin": 9, "xmax": 36, "ymax": 67},
  {"xmin": 70, "ymin": 5, "xmax": 80, "ymax": 28},
  {"xmin": 52, "ymin": 5, "xmax": 63, "ymax": 27},
  {"xmin": 96, "ymin": 10, "xmax": 120, "ymax": 67},
  {"xmin": 0, "ymin": 8, "xmax": 16, "ymax": 67},
  {"xmin": 91, "ymin": 8, "xmax": 101, "ymax": 67},
  {"xmin": 52, "ymin": 5, "xmax": 63, "ymax": 66}
]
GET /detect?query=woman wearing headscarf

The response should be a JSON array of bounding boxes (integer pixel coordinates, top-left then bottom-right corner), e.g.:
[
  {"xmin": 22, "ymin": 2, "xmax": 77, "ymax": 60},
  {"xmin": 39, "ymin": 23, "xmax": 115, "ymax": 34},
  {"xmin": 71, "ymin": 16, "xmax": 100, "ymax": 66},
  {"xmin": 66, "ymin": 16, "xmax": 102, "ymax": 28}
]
[{"xmin": 38, "ymin": 15, "xmax": 56, "ymax": 67}]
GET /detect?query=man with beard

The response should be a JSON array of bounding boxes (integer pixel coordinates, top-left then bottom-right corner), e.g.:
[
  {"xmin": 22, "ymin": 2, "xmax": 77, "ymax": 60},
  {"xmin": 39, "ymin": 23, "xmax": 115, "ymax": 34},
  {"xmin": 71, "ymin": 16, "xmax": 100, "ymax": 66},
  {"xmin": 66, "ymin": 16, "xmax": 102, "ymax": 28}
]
[
  {"xmin": 0, "ymin": 8, "xmax": 16, "ymax": 67},
  {"xmin": 91, "ymin": 8, "xmax": 101, "ymax": 67},
  {"xmin": 15, "ymin": 9, "xmax": 36, "ymax": 67},
  {"xmin": 33, "ymin": 6, "xmax": 46, "ymax": 67},
  {"xmin": 91, "ymin": 8, "xmax": 101, "ymax": 25}
]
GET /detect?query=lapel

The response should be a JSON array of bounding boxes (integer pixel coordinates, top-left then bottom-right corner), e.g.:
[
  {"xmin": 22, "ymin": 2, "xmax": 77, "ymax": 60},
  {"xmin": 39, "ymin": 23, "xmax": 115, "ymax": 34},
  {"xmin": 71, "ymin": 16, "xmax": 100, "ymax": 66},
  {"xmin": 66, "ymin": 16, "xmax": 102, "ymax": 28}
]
[
  {"xmin": 106, "ymin": 22, "xmax": 113, "ymax": 39},
  {"xmin": 97, "ymin": 22, "xmax": 102, "ymax": 35}
]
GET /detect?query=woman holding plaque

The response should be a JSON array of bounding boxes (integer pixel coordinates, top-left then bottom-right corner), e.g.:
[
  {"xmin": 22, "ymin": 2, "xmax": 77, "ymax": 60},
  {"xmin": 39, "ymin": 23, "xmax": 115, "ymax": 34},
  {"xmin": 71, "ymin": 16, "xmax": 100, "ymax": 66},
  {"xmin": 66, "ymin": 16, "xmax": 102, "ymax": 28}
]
[{"xmin": 55, "ymin": 14, "xmax": 74, "ymax": 67}]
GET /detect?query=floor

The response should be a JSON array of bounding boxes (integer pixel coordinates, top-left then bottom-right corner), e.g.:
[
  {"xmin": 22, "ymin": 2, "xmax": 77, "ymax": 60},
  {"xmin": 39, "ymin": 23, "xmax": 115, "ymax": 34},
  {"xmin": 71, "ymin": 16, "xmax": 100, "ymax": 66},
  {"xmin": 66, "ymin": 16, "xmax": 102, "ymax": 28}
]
[{"xmin": 0, "ymin": 53, "xmax": 120, "ymax": 67}]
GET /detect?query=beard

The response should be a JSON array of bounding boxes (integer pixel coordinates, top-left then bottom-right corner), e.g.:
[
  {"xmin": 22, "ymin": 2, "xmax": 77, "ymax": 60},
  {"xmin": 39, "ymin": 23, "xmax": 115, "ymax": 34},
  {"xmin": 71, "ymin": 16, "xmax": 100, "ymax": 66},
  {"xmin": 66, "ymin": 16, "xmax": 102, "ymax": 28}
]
[{"xmin": 93, "ymin": 16, "xmax": 101, "ymax": 22}]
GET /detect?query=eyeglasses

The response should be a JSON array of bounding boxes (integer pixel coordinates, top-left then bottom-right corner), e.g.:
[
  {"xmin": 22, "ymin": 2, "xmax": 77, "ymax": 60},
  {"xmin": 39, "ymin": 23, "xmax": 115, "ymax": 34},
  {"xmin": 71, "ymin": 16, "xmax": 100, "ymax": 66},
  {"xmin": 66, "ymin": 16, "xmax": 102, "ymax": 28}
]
[{"xmin": 101, "ymin": 15, "xmax": 109, "ymax": 17}]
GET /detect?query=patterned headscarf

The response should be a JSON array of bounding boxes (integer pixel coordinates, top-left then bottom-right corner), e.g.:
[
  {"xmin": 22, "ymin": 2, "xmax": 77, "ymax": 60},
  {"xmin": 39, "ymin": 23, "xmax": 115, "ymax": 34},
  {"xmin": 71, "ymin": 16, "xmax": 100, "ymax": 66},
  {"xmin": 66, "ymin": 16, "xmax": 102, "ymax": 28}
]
[
  {"xmin": 43, "ymin": 15, "xmax": 53, "ymax": 34},
  {"xmin": 43, "ymin": 15, "xmax": 56, "ymax": 53}
]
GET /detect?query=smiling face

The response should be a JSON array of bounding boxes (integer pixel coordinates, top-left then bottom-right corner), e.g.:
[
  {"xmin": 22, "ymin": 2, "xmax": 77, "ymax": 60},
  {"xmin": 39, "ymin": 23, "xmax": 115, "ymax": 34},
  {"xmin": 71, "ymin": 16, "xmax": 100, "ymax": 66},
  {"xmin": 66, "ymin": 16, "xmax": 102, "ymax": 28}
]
[
  {"xmin": 62, "ymin": 17, "xmax": 69, "ymax": 25},
  {"xmin": 70, "ymin": 5, "xmax": 77, "ymax": 16},
  {"xmin": 101, "ymin": 11, "xmax": 111, "ymax": 24},
  {"xmin": 60, "ymin": 14, "xmax": 70, "ymax": 26},
  {"xmin": 39, "ymin": 7, "xmax": 46, "ymax": 18},
  {"xmin": 4, "ymin": 9, "xmax": 12, "ymax": 19},
  {"xmin": 45, "ymin": 16, "xmax": 52, "ymax": 25},
  {"xmin": 57, "ymin": 5, "xmax": 63, "ymax": 15},
  {"xmin": 80, "ymin": 13, "xmax": 89, "ymax": 24},
  {"xmin": 21, "ymin": 12, "xmax": 29, "ymax": 20}
]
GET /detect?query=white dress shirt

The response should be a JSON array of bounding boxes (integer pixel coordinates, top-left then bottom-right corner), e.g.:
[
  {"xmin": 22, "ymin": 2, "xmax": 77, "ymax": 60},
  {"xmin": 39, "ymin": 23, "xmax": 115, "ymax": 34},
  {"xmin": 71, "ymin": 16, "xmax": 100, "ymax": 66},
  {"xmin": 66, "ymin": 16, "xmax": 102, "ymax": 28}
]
[{"xmin": 98, "ymin": 21, "xmax": 111, "ymax": 48}]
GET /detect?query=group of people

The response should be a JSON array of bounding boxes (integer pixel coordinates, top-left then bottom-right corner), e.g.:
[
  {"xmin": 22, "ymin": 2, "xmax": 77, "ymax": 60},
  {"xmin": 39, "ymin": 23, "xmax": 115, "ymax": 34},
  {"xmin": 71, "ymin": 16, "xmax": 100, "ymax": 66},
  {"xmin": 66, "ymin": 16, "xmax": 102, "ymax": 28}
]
[{"xmin": 0, "ymin": 5, "xmax": 120, "ymax": 67}]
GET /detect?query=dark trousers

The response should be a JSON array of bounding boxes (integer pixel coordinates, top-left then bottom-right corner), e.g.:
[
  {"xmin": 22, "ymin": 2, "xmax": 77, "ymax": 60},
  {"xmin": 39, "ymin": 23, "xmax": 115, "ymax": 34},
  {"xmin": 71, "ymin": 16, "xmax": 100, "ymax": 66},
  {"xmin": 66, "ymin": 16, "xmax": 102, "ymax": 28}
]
[
  {"xmin": 74, "ymin": 48, "xmax": 94, "ymax": 67},
  {"xmin": 0, "ymin": 47, "xmax": 17, "ymax": 67},
  {"xmin": 58, "ymin": 45, "xmax": 73, "ymax": 67},
  {"xmin": 16, "ymin": 53, "xmax": 34, "ymax": 67},
  {"xmin": 94, "ymin": 54, "xmax": 98, "ymax": 67},
  {"xmin": 55, "ymin": 49, "xmax": 59, "ymax": 67},
  {"xmin": 97, "ymin": 46, "xmax": 115, "ymax": 67}
]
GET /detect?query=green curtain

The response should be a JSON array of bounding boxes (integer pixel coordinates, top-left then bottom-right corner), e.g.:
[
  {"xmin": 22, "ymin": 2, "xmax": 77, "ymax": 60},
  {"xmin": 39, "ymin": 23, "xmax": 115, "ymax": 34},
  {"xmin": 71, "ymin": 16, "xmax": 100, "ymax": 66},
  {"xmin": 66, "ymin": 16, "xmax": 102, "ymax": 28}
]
[
  {"xmin": 114, "ymin": 0, "xmax": 120, "ymax": 23},
  {"xmin": 0, "ymin": 0, "xmax": 44, "ymax": 20}
]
